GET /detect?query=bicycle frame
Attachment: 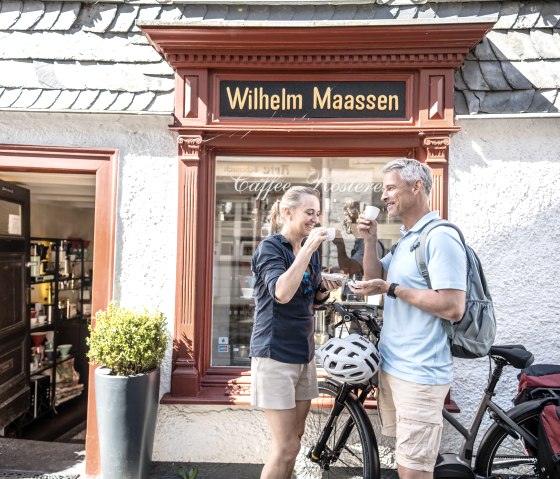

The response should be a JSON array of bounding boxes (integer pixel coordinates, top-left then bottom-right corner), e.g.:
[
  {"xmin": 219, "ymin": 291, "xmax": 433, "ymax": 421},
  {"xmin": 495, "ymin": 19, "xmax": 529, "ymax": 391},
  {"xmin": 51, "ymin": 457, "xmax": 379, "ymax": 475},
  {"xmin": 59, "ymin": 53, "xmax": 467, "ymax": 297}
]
[
  {"xmin": 311, "ymin": 302, "xmax": 546, "ymax": 478},
  {"xmin": 308, "ymin": 302, "xmax": 380, "ymax": 469},
  {"xmin": 310, "ymin": 382, "xmax": 360, "ymax": 464},
  {"xmin": 443, "ymin": 356, "xmax": 539, "ymax": 467}
]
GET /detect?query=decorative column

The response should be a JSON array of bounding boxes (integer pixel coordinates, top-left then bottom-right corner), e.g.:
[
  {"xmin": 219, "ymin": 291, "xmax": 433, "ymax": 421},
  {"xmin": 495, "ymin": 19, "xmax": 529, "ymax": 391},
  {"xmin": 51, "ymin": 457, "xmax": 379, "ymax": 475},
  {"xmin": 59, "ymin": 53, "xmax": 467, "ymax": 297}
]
[
  {"xmin": 422, "ymin": 135, "xmax": 450, "ymax": 218},
  {"xmin": 172, "ymin": 134, "xmax": 204, "ymax": 396}
]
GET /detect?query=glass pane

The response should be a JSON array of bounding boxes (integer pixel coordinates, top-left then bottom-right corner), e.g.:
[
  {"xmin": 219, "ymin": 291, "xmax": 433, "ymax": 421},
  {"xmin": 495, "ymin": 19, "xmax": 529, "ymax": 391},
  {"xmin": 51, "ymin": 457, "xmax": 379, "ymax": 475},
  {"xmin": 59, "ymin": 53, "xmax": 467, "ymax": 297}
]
[
  {"xmin": 0, "ymin": 253, "xmax": 25, "ymax": 331},
  {"xmin": 211, "ymin": 156, "xmax": 402, "ymax": 367},
  {"xmin": 0, "ymin": 199, "xmax": 22, "ymax": 236}
]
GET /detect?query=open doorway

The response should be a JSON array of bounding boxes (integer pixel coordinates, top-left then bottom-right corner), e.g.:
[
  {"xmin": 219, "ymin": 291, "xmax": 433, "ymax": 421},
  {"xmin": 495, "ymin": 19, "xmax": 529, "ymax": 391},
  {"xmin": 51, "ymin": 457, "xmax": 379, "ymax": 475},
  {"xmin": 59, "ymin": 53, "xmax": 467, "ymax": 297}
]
[
  {"xmin": 0, "ymin": 171, "xmax": 95, "ymax": 442},
  {"xmin": 0, "ymin": 144, "xmax": 117, "ymax": 474}
]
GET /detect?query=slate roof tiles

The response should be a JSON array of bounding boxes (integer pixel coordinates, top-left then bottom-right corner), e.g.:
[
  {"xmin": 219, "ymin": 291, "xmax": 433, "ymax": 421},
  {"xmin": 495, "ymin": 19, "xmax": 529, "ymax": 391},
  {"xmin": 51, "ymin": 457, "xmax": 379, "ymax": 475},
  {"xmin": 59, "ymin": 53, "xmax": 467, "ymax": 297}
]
[{"xmin": 0, "ymin": 0, "xmax": 559, "ymax": 115}]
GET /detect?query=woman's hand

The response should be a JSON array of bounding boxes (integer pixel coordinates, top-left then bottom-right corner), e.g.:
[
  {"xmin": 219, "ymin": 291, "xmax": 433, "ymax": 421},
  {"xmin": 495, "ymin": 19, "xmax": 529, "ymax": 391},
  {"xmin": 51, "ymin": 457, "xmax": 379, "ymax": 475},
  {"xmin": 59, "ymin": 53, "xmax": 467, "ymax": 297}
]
[
  {"xmin": 304, "ymin": 226, "xmax": 328, "ymax": 252},
  {"xmin": 320, "ymin": 278, "xmax": 342, "ymax": 292}
]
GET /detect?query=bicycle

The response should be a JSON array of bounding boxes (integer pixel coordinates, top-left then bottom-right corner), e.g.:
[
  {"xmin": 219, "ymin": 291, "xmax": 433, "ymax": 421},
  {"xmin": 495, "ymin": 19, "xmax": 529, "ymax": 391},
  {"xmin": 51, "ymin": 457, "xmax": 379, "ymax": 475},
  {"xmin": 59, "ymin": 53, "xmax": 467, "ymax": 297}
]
[{"xmin": 301, "ymin": 300, "xmax": 556, "ymax": 479}]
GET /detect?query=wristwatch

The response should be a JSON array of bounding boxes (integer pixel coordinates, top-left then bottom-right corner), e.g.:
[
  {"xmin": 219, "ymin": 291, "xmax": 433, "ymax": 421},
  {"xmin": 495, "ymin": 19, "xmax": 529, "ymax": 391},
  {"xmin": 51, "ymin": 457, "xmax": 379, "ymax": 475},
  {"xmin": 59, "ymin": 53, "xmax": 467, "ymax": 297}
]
[{"xmin": 387, "ymin": 283, "xmax": 399, "ymax": 298}]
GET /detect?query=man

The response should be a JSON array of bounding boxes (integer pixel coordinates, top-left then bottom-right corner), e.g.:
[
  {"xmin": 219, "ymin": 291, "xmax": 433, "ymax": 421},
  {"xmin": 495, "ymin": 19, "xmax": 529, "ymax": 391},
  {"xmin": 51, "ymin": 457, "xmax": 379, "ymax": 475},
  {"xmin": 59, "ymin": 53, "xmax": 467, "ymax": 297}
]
[{"xmin": 348, "ymin": 158, "xmax": 466, "ymax": 478}]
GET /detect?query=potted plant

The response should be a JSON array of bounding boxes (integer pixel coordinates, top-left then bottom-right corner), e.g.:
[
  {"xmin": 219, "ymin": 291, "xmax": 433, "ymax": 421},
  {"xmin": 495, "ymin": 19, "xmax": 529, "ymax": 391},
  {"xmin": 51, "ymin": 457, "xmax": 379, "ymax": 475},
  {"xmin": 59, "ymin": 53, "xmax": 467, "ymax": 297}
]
[{"xmin": 87, "ymin": 303, "xmax": 168, "ymax": 479}]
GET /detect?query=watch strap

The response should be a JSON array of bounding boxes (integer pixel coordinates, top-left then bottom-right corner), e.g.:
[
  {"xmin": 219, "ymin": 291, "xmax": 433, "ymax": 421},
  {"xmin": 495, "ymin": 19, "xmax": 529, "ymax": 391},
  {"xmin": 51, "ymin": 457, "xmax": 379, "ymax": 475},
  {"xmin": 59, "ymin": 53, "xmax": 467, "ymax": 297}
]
[{"xmin": 387, "ymin": 282, "xmax": 399, "ymax": 298}]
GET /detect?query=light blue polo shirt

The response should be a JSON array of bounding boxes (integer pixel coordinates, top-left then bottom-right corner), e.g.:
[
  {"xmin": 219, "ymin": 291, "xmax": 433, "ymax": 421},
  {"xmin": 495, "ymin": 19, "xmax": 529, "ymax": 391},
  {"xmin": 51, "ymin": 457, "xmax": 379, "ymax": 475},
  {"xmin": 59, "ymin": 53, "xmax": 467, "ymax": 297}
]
[{"xmin": 379, "ymin": 211, "xmax": 466, "ymax": 385}]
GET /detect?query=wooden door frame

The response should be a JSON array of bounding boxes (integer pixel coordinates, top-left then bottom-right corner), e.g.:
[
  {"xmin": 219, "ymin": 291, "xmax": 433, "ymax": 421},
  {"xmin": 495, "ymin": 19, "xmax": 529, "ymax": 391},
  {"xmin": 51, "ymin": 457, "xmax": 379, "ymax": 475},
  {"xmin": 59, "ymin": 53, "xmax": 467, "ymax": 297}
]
[{"xmin": 0, "ymin": 143, "xmax": 118, "ymax": 478}]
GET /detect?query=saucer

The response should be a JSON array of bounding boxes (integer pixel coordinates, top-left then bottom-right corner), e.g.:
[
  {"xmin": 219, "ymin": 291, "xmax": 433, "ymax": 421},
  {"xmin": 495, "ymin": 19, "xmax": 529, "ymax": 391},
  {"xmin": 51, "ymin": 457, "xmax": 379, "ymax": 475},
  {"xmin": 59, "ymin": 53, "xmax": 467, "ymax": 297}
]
[{"xmin": 322, "ymin": 273, "xmax": 347, "ymax": 282}]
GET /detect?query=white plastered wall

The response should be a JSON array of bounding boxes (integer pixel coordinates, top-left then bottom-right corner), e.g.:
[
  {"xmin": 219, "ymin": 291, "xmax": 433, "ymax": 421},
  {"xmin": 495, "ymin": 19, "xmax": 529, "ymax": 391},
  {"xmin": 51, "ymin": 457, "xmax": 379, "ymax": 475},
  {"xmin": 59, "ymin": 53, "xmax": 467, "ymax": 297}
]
[
  {"xmin": 439, "ymin": 116, "xmax": 560, "ymax": 453},
  {"xmin": 156, "ymin": 117, "xmax": 560, "ymax": 467},
  {"xmin": 2, "ymin": 112, "xmax": 558, "ymax": 468},
  {"xmin": 0, "ymin": 111, "xmax": 179, "ymax": 395}
]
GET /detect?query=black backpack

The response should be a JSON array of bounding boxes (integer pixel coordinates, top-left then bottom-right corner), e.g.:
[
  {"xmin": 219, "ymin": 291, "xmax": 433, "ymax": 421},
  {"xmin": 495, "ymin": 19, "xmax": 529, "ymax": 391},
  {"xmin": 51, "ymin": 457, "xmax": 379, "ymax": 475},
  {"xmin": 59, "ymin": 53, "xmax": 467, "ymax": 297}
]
[{"xmin": 413, "ymin": 219, "xmax": 497, "ymax": 359}]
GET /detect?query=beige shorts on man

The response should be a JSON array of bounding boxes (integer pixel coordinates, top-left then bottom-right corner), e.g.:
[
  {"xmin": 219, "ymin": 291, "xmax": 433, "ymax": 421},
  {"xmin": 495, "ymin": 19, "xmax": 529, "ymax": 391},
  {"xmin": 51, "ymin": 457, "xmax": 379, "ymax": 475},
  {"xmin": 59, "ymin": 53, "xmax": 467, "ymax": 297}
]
[{"xmin": 378, "ymin": 369, "xmax": 450, "ymax": 472}]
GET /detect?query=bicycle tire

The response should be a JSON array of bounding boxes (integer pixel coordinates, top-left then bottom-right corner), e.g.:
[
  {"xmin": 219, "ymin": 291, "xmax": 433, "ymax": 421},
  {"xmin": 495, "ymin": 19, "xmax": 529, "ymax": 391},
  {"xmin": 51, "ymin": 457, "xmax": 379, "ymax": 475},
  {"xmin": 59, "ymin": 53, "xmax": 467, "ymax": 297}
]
[
  {"xmin": 474, "ymin": 401, "xmax": 542, "ymax": 478},
  {"xmin": 300, "ymin": 380, "xmax": 379, "ymax": 479}
]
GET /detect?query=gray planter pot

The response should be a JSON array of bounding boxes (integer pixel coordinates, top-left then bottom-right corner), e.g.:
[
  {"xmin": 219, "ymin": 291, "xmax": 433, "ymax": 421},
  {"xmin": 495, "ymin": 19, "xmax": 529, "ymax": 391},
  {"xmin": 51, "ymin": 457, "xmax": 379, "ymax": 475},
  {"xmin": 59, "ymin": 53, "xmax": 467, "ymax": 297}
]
[{"xmin": 95, "ymin": 367, "xmax": 160, "ymax": 479}]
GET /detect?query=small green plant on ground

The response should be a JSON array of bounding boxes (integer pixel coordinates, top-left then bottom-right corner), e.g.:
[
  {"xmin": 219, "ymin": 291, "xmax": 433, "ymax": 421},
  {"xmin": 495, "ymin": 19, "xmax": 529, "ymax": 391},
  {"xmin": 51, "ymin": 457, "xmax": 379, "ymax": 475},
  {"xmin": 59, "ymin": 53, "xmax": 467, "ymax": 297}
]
[{"xmin": 176, "ymin": 465, "xmax": 198, "ymax": 479}]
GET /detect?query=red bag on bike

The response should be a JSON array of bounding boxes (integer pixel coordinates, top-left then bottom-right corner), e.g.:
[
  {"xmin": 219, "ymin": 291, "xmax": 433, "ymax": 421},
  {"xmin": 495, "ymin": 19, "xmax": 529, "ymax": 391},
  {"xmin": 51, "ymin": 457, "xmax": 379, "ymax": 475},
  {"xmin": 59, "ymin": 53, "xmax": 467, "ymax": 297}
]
[
  {"xmin": 514, "ymin": 364, "xmax": 560, "ymax": 405},
  {"xmin": 538, "ymin": 401, "xmax": 560, "ymax": 479}
]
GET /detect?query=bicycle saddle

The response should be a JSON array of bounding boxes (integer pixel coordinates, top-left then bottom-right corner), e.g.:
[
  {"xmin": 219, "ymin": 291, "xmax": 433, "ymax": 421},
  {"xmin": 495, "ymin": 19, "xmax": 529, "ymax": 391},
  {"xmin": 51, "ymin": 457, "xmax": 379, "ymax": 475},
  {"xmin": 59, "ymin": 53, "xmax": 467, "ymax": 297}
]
[{"xmin": 489, "ymin": 345, "xmax": 534, "ymax": 369}]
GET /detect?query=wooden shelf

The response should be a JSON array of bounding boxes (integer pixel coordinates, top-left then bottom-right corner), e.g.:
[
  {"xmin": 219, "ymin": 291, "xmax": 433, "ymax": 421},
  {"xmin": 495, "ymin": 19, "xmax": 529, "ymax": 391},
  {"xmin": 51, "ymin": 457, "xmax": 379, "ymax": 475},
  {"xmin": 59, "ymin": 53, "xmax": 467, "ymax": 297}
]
[{"xmin": 25, "ymin": 238, "xmax": 89, "ymax": 425}]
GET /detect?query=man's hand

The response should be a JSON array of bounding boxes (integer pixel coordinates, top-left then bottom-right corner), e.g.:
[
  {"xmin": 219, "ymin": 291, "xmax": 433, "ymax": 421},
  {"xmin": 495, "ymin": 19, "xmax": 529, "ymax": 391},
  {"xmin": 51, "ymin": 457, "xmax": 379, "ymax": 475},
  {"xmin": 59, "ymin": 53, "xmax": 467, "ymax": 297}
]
[
  {"xmin": 356, "ymin": 213, "xmax": 378, "ymax": 240},
  {"xmin": 347, "ymin": 279, "xmax": 388, "ymax": 296}
]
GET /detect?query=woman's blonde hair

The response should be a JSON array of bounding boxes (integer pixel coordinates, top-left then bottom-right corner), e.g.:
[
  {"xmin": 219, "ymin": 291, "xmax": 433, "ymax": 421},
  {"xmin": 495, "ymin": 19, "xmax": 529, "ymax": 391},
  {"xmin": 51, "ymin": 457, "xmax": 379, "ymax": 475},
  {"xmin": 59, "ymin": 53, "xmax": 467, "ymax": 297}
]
[{"xmin": 268, "ymin": 186, "xmax": 320, "ymax": 233}]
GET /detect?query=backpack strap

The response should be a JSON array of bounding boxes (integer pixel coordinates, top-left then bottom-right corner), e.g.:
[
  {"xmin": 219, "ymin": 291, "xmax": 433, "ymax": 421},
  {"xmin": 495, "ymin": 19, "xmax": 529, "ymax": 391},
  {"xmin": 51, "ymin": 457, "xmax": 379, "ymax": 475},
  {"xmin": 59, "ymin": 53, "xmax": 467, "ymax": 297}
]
[
  {"xmin": 412, "ymin": 219, "xmax": 466, "ymax": 289},
  {"xmin": 411, "ymin": 219, "xmax": 467, "ymax": 340}
]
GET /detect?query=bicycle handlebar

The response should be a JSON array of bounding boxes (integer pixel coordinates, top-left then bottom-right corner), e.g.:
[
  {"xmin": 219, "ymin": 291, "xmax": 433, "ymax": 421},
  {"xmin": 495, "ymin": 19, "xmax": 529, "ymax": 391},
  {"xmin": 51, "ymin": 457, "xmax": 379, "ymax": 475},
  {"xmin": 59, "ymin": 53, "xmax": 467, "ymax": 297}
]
[{"xmin": 327, "ymin": 300, "xmax": 382, "ymax": 336}]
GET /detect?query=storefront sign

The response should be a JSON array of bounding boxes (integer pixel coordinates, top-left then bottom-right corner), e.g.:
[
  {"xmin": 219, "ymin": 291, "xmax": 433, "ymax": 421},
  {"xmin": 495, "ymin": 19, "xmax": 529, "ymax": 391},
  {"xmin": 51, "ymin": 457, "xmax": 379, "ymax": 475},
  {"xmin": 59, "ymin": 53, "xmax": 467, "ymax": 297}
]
[{"xmin": 220, "ymin": 80, "xmax": 406, "ymax": 119}]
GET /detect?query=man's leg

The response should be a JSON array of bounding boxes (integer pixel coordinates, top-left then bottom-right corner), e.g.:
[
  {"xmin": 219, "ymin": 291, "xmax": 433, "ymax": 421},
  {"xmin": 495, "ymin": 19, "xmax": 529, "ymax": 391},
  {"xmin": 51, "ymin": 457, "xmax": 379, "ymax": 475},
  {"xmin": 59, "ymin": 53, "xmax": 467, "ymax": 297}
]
[
  {"xmin": 384, "ymin": 372, "xmax": 449, "ymax": 478},
  {"xmin": 398, "ymin": 464, "xmax": 433, "ymax": 479}
]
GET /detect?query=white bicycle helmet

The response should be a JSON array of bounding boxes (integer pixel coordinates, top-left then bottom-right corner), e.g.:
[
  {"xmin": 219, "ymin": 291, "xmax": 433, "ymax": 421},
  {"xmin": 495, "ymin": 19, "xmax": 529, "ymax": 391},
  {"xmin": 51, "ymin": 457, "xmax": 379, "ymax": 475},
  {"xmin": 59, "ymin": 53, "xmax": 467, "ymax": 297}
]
[{"xmin": 316, "ymin": 334, "xmax": 381, "ymax": 384}]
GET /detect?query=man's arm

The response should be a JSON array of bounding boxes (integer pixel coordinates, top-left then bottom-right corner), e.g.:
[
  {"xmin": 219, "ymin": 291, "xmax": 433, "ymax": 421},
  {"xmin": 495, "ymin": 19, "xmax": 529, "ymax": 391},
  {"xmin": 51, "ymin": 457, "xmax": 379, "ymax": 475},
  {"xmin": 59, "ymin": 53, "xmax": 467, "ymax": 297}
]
[
  {"xmin": 388, "ymin": 284, "xmax": 465, "ymax": 322},
  {"xmin": 349, "ymin": 280, "xmax": 465, "ymax": 322},
  {"xmin": 356, "ymin": 216, "xmax": 385, "ymax": 280}
]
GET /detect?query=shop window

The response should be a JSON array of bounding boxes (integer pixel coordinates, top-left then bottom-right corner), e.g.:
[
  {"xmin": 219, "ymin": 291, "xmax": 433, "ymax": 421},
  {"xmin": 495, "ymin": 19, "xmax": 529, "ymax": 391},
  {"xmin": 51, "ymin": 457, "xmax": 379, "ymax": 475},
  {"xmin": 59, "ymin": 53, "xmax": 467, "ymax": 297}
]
[{"xmin": 211, "ymin": 155, "xmax": 403, "ymax": 367}]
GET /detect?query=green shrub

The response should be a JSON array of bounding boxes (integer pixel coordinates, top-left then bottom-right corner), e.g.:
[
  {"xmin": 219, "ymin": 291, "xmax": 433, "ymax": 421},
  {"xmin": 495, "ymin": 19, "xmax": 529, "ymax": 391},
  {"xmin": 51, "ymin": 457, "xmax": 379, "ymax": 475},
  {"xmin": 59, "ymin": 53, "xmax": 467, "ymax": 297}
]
[{"xmin": 87, "ymin": 303, "xmax": 168, "ymax": 376}]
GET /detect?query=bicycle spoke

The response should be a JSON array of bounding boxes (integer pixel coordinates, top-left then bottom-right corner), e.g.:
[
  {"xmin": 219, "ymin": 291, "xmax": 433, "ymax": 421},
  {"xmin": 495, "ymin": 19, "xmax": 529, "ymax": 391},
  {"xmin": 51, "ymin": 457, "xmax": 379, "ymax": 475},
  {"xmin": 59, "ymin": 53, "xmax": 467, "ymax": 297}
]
[
  {"xmin": 336, "ymin": 444, "xmax": 364, "ymax": 464},
  {"xmin": 475, "ymin": 409, "xmax": 540, "ymax": 479}
]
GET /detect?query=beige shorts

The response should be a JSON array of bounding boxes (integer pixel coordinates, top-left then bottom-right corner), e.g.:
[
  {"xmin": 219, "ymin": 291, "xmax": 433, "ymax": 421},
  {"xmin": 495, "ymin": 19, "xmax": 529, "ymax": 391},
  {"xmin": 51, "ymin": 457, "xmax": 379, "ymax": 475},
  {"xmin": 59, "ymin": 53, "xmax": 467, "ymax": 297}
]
[
  {"xmin": 378, "ymin": 369, "xmax": 450, "ymax": 472},
  {"xmin": 250, "ymin": 357, "xmax": 319, "ymax": 410}
]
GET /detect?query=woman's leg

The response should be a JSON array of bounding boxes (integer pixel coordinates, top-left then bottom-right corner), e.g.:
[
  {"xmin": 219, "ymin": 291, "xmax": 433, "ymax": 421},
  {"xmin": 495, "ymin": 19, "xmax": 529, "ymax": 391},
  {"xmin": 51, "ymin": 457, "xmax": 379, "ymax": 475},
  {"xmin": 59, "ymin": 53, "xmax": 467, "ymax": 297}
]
[
  {"xmin": 286, "ymin": 399, "xmax": 312, "ymax": 477},
  {"xmin": 261, "ymin": 401, "xmax": 310, "ymax": 479}
]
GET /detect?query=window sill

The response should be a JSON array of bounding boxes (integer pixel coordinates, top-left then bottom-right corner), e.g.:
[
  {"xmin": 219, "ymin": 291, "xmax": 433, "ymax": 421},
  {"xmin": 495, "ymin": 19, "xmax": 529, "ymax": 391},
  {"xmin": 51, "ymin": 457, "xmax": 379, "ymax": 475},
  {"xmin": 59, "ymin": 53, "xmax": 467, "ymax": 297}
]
[{"xmin": 162, "ymin": 368, "xmax": 460, "ymax": 412}]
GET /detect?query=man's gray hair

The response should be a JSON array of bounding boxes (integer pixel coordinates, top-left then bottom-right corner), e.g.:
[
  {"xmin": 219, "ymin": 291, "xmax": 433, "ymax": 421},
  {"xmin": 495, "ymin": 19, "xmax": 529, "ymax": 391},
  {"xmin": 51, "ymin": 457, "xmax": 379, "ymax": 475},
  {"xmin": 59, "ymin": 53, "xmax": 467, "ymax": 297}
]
[{"xmin": 382, "ymin": 158, "xmax": 432, "ymax": 197}]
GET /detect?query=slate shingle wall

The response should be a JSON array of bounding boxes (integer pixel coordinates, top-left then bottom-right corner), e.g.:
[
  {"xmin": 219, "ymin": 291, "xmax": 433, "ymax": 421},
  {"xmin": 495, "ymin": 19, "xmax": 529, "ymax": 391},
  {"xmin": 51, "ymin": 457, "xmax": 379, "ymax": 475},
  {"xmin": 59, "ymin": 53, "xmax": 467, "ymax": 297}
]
[{"xmin": 0, "ymin": 0, "xmax": 559, "ymax": 115}]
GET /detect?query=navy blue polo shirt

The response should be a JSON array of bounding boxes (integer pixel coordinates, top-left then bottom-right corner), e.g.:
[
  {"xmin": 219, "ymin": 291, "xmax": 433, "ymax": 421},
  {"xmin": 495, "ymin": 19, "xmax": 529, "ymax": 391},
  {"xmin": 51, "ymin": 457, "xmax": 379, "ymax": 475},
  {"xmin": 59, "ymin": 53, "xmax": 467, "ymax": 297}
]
[{"xmin": 249, "ymin": 234, "xmax": 322, "ymax": 364}]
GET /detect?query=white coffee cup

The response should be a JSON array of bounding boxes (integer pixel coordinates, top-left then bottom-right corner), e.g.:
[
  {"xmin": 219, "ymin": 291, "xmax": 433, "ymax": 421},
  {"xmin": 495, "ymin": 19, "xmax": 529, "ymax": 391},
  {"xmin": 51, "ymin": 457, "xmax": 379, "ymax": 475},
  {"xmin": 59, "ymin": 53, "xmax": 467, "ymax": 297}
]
[
  {"xmin": 326, "ymin": 227, "xmax": 336, "ymax": 241},
  {"xmin": 364, "ymin": 205, "xmax": 381, "ymax": 220}
]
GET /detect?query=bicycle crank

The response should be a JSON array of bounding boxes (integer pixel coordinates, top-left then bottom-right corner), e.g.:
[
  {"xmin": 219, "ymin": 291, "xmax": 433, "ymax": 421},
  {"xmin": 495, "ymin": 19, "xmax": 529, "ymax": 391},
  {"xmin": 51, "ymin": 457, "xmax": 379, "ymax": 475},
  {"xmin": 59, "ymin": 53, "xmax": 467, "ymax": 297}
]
[{"xmin": 434, "ymin": 453, "xmax": 476, "ymax": 479}]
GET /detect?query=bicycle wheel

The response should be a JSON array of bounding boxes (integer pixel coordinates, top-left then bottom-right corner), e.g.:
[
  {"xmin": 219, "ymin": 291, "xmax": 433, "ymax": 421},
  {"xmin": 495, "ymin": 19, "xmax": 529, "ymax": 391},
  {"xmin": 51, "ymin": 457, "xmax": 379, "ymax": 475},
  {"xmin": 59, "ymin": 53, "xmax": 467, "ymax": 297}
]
[
  {"xmin": 474, "ymin": 404, "xmax": 541, "ymax": 479},
  {"xmin": 299, "ymin": 380, "xmax": 379, "ymax": 479}
]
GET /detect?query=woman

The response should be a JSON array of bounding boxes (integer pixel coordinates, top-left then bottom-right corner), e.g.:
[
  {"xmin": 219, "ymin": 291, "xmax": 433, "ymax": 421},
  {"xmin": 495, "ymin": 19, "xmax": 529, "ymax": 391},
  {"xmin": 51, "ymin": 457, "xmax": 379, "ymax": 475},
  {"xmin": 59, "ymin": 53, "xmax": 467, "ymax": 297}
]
[{"xmin": 250, "ymin": 185, "xmax": 340, "ymax": 479}]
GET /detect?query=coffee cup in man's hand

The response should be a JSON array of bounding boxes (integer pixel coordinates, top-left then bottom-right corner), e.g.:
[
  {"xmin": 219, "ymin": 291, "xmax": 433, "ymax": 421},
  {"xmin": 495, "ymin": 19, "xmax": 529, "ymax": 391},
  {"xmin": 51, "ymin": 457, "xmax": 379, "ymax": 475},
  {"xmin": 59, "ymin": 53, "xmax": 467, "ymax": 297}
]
[{"xmin": 364, "ymin": 206, "xmax": 380, "ymax": 220}]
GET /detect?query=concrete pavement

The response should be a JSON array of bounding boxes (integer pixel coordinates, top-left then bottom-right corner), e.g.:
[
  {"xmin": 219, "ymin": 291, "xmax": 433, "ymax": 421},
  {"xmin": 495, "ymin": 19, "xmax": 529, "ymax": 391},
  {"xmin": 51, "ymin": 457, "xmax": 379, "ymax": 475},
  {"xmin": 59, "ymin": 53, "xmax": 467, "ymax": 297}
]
[{"xmin": 0, "ymin": 437, "xmax": 398, "ymax": 478}]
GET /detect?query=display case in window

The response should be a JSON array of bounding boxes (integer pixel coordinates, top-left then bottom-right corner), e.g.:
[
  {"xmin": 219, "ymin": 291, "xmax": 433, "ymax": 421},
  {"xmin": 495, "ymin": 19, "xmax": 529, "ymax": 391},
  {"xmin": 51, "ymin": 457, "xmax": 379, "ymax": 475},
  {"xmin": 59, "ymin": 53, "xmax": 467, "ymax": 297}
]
[{"xmin": 213, "ymin": 197, "xmax": 263, "ymax": 367}]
